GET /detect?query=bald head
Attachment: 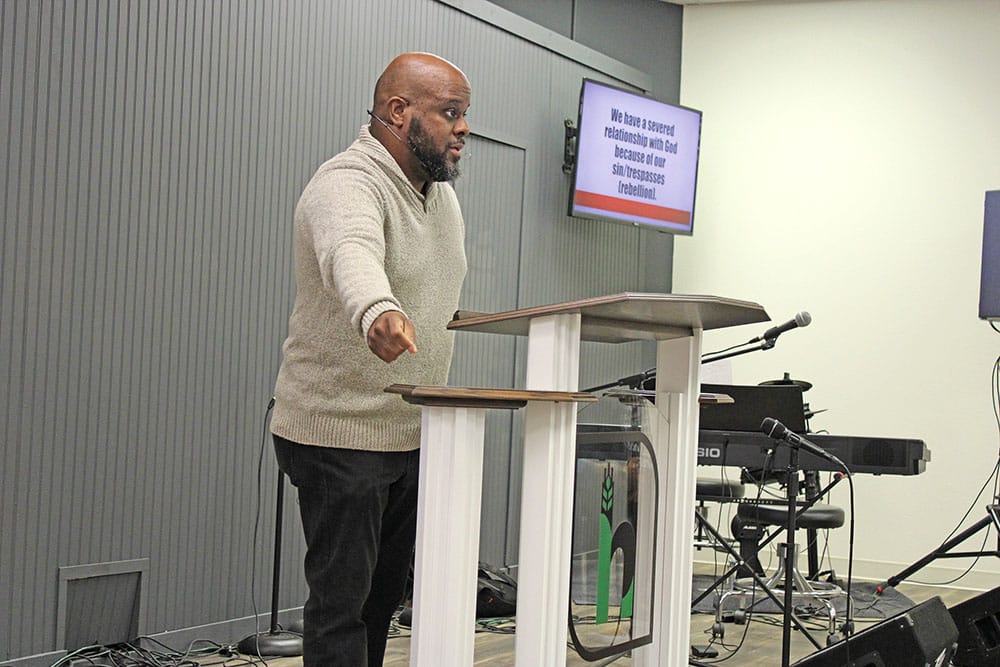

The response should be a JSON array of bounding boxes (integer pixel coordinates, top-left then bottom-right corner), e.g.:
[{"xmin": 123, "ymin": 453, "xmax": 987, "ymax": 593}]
[{"xmin": 372, "ymin": 52, "xmax": 469, "ymax": 111}]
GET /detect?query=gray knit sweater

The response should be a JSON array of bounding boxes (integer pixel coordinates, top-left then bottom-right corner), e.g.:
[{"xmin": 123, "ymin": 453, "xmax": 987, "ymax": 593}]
[{"xmin": 271, "ymin": 125, "xmax": 467, "ymax": 451}]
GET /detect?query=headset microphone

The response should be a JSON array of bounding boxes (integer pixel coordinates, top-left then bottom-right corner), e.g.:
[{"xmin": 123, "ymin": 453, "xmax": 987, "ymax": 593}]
[
  {"xmin": 367, "ymin": 109, "xmax": 405, "ymax": 143},
  {"xmin": 366, "ymin": 108, "xmax": 468, "ymax": 178}
]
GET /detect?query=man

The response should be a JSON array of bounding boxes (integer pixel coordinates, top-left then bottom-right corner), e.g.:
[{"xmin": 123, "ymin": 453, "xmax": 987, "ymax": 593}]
[{"xmin": 269, "ymin": 52, "xmax": 470, "ymax": 666}]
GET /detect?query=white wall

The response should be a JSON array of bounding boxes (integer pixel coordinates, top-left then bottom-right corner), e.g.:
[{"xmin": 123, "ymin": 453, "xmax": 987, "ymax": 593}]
[{"xmin": 678, "ymin": 0, "xmax": 1000, "ymax": 589}]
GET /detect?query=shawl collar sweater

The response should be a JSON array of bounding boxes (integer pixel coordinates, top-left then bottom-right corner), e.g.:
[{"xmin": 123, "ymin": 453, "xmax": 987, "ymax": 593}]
[{"xmin": 271, "ymin": 125, "xmax": 467, "ymax": 451}]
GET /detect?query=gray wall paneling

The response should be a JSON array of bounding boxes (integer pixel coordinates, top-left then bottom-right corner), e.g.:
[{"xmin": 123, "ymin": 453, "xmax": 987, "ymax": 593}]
[
  {"xmin": 448, "ymin": 134, "xmax": 525, "ymax": 563},
  {"xmin": 0, "ymin": 0, "xmax": 681, "ymax": 661}
]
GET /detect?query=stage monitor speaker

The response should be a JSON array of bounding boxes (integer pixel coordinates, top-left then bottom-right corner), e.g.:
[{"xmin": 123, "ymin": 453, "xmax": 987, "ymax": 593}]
[
  {"xmin": 980, "ymin": 190, "xmax": 1000, "ymax": 321},
  {"xmin": 790, "ymin": 596, "xmax": 957, "ymax": 667},
  {"xmin": 950, "ymin": 585, "xmax": 1000, "ymax": 666}
]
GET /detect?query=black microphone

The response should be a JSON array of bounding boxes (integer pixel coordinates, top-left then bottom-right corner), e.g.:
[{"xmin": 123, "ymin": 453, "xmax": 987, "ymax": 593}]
[
  {"xmin": 760, "ymin": 417, "xmax": 845, "ymax": 468},
  {"xmin": 749, "ymin": 311, "xmax": 811, "ymax": 343}
]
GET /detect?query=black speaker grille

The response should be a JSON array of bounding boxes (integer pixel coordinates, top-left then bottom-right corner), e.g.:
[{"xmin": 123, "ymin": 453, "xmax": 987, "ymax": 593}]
[{"xmin": 861, "ymin": 440, "xmax": 902, "ymax": 468}]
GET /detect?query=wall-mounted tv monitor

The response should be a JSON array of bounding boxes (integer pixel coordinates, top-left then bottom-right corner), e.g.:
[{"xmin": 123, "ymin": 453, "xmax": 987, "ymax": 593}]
[
  {"xmin": 567, "ymin": 79, "xmax": 702, "ymax": 235},
  {"xmin": 980, "ymin": 190, "xmax": 1000, "ymax": 321}
]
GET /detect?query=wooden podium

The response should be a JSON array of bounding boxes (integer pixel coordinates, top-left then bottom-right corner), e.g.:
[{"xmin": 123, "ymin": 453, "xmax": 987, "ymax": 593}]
[{"xmin": 393, "ymin": 292, "xmax": 768, "ymax": 666}]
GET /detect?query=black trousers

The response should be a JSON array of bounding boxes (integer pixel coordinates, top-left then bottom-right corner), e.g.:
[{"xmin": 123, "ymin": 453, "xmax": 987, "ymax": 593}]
[{"xmin": 273, "ymin": 434, "xmax": 419, "ymax": 667}]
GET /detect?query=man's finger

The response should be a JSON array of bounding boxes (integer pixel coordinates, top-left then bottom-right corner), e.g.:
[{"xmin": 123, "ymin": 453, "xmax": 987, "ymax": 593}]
[
  {"xmin": 368, "ymin": 311, "xmax": 417, "ymax": 361},
  {"xmin": 398, "ymin": 318, "xmax": 417, "ymax": 353}
]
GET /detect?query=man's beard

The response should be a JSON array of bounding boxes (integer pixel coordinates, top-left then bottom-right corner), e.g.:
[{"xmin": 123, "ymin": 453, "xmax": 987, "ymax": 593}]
[{"xmin": 407, "ymin": 117, "xmax": 461, "ymax": 182}]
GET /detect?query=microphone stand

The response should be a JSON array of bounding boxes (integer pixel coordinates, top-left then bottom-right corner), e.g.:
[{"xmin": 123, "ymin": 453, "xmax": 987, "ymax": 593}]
[
  {"xmin": 236, "ymin": 470, "xmax": 303, "ymax": 657},
  {"xmin": 582, "ymin": 370, "xmax": 654, "ymax": 393},
  {"xmin": 584, "ymin": 338, "xmax": 778, "ymax": 395},
  {"xmin": 701, "ymin": 337, "xmax": 776, "ymax": 365},
  {"xmin": 780, "ymin": 443, "xmax": 801, "ymax": 667}
]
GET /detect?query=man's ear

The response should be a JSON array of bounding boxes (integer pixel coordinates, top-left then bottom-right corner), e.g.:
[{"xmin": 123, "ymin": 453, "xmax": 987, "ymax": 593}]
[{"xmin": 386, "ymin": 97, "xmax": 408, "ymax": 127}]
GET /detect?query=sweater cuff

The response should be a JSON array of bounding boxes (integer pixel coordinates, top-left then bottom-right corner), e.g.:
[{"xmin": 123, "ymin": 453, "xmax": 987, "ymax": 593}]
[{"xmin": 361, "ymin": 300, "xmax": 405, "ymax": 339}]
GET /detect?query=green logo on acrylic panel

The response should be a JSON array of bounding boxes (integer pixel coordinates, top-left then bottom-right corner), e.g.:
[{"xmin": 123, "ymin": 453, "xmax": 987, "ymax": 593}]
[{"xmin": 596, "ymin": 463, "xmax": 636, "ymax": 624}]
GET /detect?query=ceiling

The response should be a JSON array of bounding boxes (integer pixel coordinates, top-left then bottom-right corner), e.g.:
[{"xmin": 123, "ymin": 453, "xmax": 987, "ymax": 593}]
[{"xmin": 667, "ymin": 0, "xmax": 768, "ymax": 4}]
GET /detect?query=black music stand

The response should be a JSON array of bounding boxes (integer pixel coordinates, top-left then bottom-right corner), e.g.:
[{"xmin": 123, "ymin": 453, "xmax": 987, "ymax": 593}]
[{"xmin": 884, "ymin": 502, "xmax": 1000, "ymax": 589}]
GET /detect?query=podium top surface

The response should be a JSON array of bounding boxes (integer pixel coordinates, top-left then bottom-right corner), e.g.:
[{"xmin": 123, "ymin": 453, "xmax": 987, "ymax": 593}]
[
  {"xmin": 448, "ymin": 292, "xmax": 769, "ymax": 343},
  {"xmin": 385, "ymin": 383, "xmax": 597, "ymax": 409}
]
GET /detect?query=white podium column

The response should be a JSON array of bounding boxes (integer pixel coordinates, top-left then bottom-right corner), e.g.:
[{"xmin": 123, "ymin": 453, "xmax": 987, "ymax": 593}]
[
  {"xmin": 633, "ymin": 331, "xmax": 703, "ymax": 667},
  {"xmin": 410, "ymin": 406, "xmax": 486, "ymax": 667},
  {"xmin": 514, "ymin": 313, "xmax": 581, "ymax": 666}
]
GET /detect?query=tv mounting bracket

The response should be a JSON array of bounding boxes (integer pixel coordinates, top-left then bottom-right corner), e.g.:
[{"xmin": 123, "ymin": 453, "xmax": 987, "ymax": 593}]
[{"xmin": 562, "ymin": 119, "xmax": 577, "ymax": 174}]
